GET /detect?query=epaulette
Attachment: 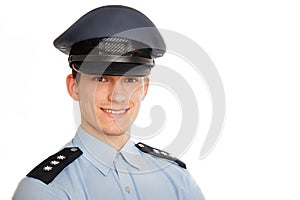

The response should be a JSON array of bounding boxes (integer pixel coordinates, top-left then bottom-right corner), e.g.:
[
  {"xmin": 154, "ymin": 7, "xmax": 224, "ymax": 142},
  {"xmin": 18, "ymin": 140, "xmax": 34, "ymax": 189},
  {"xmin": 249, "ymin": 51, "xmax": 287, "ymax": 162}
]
[
  {"xmin": 27, "ymin": 147, "xmax": 83, "ymax": 184},
  {"xmin": 135, "ymin": 142, "xmax": 186, "ymax": 169}
]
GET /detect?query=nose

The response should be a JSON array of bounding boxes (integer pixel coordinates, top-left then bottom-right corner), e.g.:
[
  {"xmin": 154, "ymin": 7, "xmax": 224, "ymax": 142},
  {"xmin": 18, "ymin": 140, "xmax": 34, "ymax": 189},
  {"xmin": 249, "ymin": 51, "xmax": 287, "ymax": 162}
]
[{"xmin": 108, "ymin": 84, "xmax": 127, "ymax": 103}]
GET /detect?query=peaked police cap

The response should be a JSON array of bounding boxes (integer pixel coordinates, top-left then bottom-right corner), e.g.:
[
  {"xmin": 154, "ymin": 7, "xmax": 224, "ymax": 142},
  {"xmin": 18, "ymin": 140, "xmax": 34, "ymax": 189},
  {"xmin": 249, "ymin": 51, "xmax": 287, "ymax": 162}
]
[{"xmin": 53, "ymin": 5, "xmax": 166, "ymax": 76}]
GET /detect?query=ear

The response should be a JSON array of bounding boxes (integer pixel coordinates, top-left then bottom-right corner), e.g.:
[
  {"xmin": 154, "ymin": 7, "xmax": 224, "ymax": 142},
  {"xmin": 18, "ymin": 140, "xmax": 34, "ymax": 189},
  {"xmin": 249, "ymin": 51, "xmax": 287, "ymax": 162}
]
[
  {"xmin": 66, "ymin": 74, "xmax": 80, "ymax": 101},
  {"xmin": 141, "ymin": 77, "xmax": 150, "ymax": 100}
]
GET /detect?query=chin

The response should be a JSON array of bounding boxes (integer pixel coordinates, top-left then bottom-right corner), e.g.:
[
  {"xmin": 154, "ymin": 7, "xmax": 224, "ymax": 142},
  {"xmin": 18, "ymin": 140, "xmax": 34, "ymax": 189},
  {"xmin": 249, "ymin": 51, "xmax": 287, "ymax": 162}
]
[
  {"xmin": 100, "ymin": 125, "xmax": 129, "ymax": 136},
  {"xmin": 102, "ymin": 129, "xmax": 128, "ymax": 136},
  {"xmin": 103, "ymin": 132, "xmax": 126, "ymax": 136}
]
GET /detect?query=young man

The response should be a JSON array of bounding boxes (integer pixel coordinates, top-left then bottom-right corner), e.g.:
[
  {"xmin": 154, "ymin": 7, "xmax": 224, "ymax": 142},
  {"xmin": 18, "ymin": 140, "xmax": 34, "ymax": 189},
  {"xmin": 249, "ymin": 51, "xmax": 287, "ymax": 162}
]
[{"xmin": 13, "ymin": 5, "xmax": 205, "ymax": 199}]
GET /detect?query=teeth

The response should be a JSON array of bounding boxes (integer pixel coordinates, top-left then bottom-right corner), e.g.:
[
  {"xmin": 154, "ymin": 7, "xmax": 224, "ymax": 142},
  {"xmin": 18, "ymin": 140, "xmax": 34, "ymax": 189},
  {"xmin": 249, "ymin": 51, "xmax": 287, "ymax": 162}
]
[{"xmin": 102, "ymin": 109, "xmax": 127, "ymax": 114}]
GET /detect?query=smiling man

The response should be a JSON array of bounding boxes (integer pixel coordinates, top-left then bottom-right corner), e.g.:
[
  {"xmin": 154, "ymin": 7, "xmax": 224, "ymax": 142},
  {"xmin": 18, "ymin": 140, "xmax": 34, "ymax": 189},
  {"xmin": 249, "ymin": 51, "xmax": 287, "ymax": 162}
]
[
  {"xmin": 67, "ymin": 73, "xmax": 149, "ymax": 149},
  {"xmin": 13, "ymin": 5, "xmax": 205, "ymax": 200}
]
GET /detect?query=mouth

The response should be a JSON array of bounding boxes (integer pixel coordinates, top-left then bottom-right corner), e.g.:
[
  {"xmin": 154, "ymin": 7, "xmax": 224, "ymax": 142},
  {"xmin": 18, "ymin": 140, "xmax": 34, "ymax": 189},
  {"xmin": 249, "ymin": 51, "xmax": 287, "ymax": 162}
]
[{"xmin": 100, "ymin": 108, "xmax": 130, "ymax": 117}]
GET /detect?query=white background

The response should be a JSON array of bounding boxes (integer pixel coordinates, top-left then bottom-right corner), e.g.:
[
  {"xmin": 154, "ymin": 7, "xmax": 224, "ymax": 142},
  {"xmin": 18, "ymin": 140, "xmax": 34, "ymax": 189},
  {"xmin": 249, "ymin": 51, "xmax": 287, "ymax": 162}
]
[{"xmin": 1, "ymin": 0, "xmax": 300, "ymax": 199}]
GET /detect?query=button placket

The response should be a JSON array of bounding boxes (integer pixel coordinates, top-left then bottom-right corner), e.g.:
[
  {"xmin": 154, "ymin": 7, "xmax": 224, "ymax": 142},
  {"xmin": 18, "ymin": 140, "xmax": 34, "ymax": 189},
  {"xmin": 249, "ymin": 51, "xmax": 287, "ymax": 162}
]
[{"xmin": 114, "ymin": 152, "xmax": 138, "ymax": 199}]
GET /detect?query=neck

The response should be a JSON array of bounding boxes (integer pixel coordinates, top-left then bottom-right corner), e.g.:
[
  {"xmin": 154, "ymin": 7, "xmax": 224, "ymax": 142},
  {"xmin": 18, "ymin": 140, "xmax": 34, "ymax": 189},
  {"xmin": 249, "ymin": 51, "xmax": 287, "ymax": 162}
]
[
  {"xmin": 80, "ymin": 124, "xmax": 129, "ymax": 150},
  {"xmin": 101, "ymin": 132, "xmax": 130, "ymax": 150}
]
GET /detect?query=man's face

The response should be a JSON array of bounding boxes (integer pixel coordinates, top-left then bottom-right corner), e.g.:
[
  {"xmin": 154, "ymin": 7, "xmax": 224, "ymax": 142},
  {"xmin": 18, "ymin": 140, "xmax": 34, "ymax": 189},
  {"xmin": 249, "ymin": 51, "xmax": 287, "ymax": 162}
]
[{"xmin": 68, "ymin": 73, "xmax": 149, "ymax": 137}]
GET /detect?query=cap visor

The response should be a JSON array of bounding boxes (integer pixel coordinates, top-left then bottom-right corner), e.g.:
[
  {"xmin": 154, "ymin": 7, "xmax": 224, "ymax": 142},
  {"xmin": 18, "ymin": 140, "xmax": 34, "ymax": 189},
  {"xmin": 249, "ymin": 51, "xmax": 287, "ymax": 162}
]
[{"xmin": 72, "ymin": 62, "xmax": 152, "ymax": 77}]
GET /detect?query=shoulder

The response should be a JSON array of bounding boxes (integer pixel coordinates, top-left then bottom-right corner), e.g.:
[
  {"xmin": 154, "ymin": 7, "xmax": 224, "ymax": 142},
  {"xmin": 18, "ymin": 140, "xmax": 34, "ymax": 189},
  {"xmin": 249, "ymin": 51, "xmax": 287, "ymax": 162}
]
[
  {"xmin": 26, "ymin": 147, "xmax": 83, "ymax": 185},
  {"xmin": 135, "ymin": 143, "xmax": 205, "ymax": 199},
  {"xmin": 135, "ymin": 142, "xmax": 186, "ymax": 169},
  {"xmin": 13, "ymin": 176, "xmax": 68, "ymax": 200},
  {"xmin": 13, "ymin": 147, "xmax": 83, "ymax": 199}
]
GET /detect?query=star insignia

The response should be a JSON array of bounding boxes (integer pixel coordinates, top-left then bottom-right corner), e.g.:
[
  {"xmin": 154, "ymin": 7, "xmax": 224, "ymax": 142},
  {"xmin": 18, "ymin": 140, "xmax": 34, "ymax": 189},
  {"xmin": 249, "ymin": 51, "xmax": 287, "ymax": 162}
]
[
  {"xmin": 57, "ymin": 155, "xmax": 66, "ymax": 160},
  {"xmin": 138, "ymin": 143, "xmax": 145, "ymax": 148},
  {"xmin": 50, "ymin": 160, "xmax": 60, "ymax": 165},
  {"xmin": 153, "ymin": 149, "xmax": 160, "ymax": 154},
  {"xmin": 43, "ymin": 165, "xmax": 53, "ymax": 171}
]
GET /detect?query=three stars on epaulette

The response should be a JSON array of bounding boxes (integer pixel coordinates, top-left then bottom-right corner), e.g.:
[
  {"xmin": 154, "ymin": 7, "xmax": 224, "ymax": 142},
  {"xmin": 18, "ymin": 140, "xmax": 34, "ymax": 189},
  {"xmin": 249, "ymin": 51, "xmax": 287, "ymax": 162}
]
[
  {"xmin": 27, "ymin": 147, "xmax": 83, "ymax": 184},
  {"xmin": 136, "ymin": 142, "xmax": 187, "ymax": 169},
  {"xmin": 42, "ymin": 149, "xmax": 75, "ymax": 172}
]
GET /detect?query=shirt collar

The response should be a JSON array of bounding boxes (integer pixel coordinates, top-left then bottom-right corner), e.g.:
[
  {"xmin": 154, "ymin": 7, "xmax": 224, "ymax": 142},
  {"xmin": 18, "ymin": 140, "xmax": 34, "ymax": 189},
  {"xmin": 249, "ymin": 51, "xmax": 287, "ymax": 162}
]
[
  {"xmin": 119, "ymin": 139, "xmax": 143, "ymax": 169},
  {"xmin": 73, "ymin": 127, "xmax": 146, "ymax": 175}
]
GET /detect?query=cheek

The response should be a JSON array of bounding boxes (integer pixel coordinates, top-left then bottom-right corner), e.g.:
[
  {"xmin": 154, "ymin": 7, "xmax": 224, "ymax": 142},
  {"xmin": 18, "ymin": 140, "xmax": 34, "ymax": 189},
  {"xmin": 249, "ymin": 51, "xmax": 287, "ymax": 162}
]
[
  {"xmin": 78, "ymin": 85, "xmax": 98, "ymax": 115},
  {"xmin": 129, "ymin": 84, "xmax": 145, "ymax": 101},
  {"xmin": 129, "ymin": 89, "xmax": 144, "ymax": 110},
  {"xmin": 93, "ymin": 88, "xmax": 109, "ymax": 105},
  {"xmin": 79, "ymin": 93, "xmax": 96, "ymax": 117}
]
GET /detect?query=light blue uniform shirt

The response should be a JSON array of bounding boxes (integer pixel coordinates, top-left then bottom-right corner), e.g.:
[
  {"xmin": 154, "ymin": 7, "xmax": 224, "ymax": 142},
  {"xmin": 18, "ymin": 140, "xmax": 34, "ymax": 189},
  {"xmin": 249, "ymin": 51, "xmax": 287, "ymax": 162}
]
[{"xmin": 13, "ymin": 127, "xmax": 205, "ymax": 199}]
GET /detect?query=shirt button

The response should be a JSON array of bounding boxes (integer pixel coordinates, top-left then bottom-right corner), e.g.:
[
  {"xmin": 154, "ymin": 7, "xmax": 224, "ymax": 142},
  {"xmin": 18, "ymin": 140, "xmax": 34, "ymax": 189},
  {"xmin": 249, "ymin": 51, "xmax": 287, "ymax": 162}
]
[
  {"xmin": 116, "ymin": 153, "xmax": 120, "ymax": 158},
  {"xmin": 125, "ymin": 186, "xmax": 130, "ymax": 193}
]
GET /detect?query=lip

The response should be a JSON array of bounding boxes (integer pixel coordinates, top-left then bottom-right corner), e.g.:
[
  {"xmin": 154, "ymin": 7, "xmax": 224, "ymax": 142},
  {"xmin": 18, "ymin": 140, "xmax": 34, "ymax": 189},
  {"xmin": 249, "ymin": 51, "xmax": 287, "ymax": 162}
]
[{"xmin": 100, "ymin": 107, "xmax": 130, "ymax": 118}]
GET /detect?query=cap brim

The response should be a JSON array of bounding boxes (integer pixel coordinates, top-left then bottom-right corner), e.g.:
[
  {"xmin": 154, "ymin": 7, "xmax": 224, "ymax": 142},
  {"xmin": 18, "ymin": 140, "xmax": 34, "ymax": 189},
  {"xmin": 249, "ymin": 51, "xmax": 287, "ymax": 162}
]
[{"xmin": 72, "ymin": 62, "xmax": 152, "ymax": 77}]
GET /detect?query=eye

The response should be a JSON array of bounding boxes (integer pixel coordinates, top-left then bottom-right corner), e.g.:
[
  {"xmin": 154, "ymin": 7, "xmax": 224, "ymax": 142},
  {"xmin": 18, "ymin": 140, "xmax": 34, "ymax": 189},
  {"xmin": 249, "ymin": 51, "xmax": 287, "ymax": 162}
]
[
  {"xmin": 124, "ymin": 77, "xmax": 138, "ymax": 83},
  {"xmin": 95, "ymin": 76, "xmax": 107, "ymax": 82}
]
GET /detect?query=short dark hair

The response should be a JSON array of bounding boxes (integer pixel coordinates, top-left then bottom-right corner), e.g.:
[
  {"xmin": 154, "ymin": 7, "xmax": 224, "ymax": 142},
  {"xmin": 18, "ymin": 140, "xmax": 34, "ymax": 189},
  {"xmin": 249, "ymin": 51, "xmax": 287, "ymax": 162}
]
[{"xmin": 72, "ymin": 68, "xmax": 81, "ymax": 82}]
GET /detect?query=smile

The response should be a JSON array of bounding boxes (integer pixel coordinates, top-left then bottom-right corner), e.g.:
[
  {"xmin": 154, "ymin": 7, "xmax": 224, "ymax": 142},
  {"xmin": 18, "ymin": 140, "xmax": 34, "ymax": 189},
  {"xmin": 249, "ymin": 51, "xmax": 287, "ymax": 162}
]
[{"xmin": 101, "ymin": 108, "xmax": 129, "ymax": 115}]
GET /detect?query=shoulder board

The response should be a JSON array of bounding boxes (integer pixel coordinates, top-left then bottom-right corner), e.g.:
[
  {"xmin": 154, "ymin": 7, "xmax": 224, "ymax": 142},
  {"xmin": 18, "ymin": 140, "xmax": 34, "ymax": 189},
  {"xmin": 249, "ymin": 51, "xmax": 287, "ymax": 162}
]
[
  {"xmin": 27, "ymin": 147, "xmax": 83, "ymax": 184},
  {"xmin": 135, "ymin": 142, "xmax": 186, "ymax": 169}
]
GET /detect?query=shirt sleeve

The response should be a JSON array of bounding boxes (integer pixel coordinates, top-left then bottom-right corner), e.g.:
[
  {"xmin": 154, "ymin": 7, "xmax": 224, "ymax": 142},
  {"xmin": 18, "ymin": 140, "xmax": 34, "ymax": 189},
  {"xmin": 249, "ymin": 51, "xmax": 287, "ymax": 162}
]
[
  {"xmin": 13, "ymin": 177, "xmax": 68, "ymax": 200},
  {"xmin": 183, "ymin": 171, "xmax": 206, "ymax": 200}
]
